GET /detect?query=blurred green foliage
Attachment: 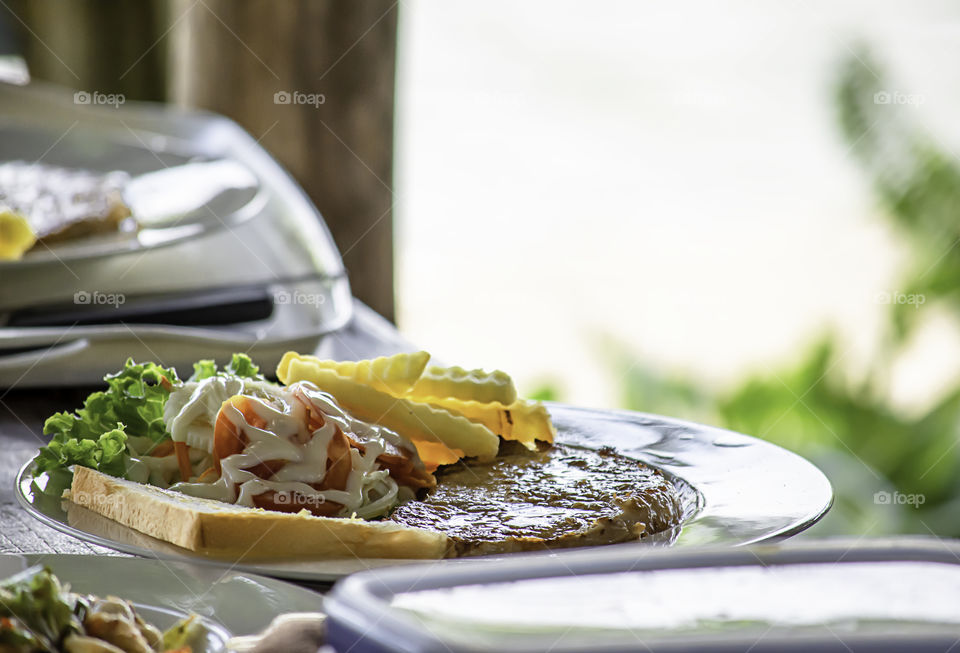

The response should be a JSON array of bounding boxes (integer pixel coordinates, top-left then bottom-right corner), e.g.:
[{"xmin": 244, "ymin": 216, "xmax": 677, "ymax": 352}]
[
  {"xmin": 528, "ymin": 384, "xmax": 562, "ymax": 403},
  {"xmin": 539, "ymin": 49, "xmax": 960, "ymax": 537}
]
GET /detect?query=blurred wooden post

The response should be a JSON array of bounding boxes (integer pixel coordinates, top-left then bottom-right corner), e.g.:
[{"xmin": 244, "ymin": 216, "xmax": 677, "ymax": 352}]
[
  {"xmin": 170, "ymin": 0, "xmax": 398, "ymax": 322},
  {"xmin": 6, "ymin": 0, "xmax": 170, "ymax": 101}
]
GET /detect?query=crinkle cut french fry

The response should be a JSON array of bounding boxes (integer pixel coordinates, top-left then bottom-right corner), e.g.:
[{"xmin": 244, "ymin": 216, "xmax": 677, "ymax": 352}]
[
  {"xmin": 280, "ymin": 358, "xmax": 499, "ymax": 461},
  {"xmin": 425, "ymin": 396, "xmax": 556, "ymax": 449},
  {"xmin": 278, "ymin": 350, "xmax": 430, "ymax": 396},
  {"xmin": 411, "ymin": 440, "xmax": 465, "ymax": 472},
  {"xmin": 407, "ymin": 365, "xmax": 518, "ymax": 405}
]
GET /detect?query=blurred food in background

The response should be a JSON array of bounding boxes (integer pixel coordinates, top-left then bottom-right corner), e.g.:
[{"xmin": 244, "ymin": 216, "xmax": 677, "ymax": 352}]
[{"xmin": 0, "ymin": 161, "xmax": 132, "ymax": 260}]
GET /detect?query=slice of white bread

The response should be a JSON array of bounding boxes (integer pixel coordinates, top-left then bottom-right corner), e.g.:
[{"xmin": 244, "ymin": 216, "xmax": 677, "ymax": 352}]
[{"xmin": 66, "ymin": 465, "xmax": 449, "ymax": 560}]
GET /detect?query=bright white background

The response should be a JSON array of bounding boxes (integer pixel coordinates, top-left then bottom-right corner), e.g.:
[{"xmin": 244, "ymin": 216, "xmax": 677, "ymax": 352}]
[{"xmin": 395, "ymin": 1, "xmax": 960, "ymax": 412}]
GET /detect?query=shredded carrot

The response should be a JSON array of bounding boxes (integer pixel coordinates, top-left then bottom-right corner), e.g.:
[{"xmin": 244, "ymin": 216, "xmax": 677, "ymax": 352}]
[
  {"xmin": 174, "ymin": 441, "xmax": 192, "ymax": 481},
  {"xmin": 150, "ymin": 440, "xmax": 175, "ymax": 457},
  {"xmin": 196, "ymin": 466, "xmax": 218, "ymax": 482}
]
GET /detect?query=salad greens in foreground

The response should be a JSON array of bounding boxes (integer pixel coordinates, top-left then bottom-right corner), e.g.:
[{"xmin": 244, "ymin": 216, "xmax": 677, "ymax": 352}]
[
  {"xmin": 0, "ymin": 566, "xmax": 78, "ymax": 651},
  {"xmin": 0, "ymin": 565, "xmax": 200, "ymax": 653}
]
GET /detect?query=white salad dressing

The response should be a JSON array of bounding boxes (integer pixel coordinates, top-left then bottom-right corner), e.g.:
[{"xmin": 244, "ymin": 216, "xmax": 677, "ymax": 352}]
[
  {"xmin": 163, "ymin": 376, "xmax": 281, "ymax": 453},
  {"xmin": 163, "ymin": 378, "xmax": 422, "ymax": 518},
  {"xmin": 125, "ymin": 436, "xmax": 209, "ymax": 487}
]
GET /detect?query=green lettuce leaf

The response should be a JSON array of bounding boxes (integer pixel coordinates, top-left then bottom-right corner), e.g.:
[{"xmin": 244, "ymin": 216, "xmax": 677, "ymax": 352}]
[
  {"xmin": 98, "ymin": 358, "xmax": 179, "ymax": 443},
  {"xmin": 42, "ymin": 358, "xmax": 179, "ymax": 445},
  {"xmin": 0, "ymin": 566, "xmax": 83, "ymax": 650},
  {"xmin": 189, "ymin": 358, "xmax": 218, "ymax": 381},
  {"xmin": 35, "ymin": 428, "xmax": 129, "ymax": 478},
  {"xmin": 187, "ymin": 352, "xmax": 262, "ymax": 381},
  {"xmin": 226, "ymin": 352, "xmax": 262, "ymax": 379},
  {"xmin": 34, "ymin": 358, "xmax": 179, "ymax": 480}
]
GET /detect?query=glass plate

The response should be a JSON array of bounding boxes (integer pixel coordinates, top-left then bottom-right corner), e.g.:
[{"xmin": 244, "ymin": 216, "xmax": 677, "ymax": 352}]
[{"xmin": 15, "ymin": 403, "xmax": 833, "ymax": 581}]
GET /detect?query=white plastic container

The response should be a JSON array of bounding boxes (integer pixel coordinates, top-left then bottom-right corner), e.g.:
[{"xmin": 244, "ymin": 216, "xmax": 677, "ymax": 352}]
[{"xmin": 326, "ymin": 538, "xmax": 960, "ymax": 652}]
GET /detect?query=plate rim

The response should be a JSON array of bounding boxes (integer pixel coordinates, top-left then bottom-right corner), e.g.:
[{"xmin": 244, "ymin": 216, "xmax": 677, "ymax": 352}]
[{"xmin": 547, "ymin": 403, "xmax": 835, "ymax": 544}]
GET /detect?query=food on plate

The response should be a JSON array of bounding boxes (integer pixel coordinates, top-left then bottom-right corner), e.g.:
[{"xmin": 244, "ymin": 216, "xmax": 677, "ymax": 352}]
[
  {"xmin": 389, "ymin": 441, "xmax": 681, "ymax": 556},
  {"xmin": 276, "ymin": 352, "xmax": 556, "ymax": 457},
  {"xmin": 0, "ymin": 565, "xmax": 201, "ymax": 653},
  {"xmin": 33, "ymin": 351, "xmax": 682, "ymax": 559},
  {"xmin": 0, "ymin": 161, "xmax": 133, "ymax": 260},
  {"xmin": 68, "ymin": 464, "xmax": 446, "ymax": 560}
]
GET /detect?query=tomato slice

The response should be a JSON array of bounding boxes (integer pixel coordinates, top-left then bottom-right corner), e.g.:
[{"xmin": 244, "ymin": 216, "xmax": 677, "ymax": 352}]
[
  {"xmin": 292, "ymin": 385, "xmax": 327, "ymax": 433},
  {"xmin": 243, "ymin": 459, "xmax": 288, "ymax": 479},
  {"xmin": 213, "ymin": 395, "xmax": 267, "ymax": 473},
  {"xmin": 319, "ymin": 426, "xmax": 353, "ymax": 491},
  {"xmin": 225, "ymin": 388, "xmax": 439, "ymax": 513}
]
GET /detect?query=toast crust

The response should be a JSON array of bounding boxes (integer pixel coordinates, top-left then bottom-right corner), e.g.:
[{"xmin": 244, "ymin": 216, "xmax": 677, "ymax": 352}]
[{"xmin": 67, "ymin": 465, "xmax": 449, "ymax": 560}]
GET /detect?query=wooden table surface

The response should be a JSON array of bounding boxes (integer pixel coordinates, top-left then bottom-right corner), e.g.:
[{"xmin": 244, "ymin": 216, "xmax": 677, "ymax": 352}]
[{"xmin": 0, "ymin": 301, "xmax": 410, "ymax": 557}]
